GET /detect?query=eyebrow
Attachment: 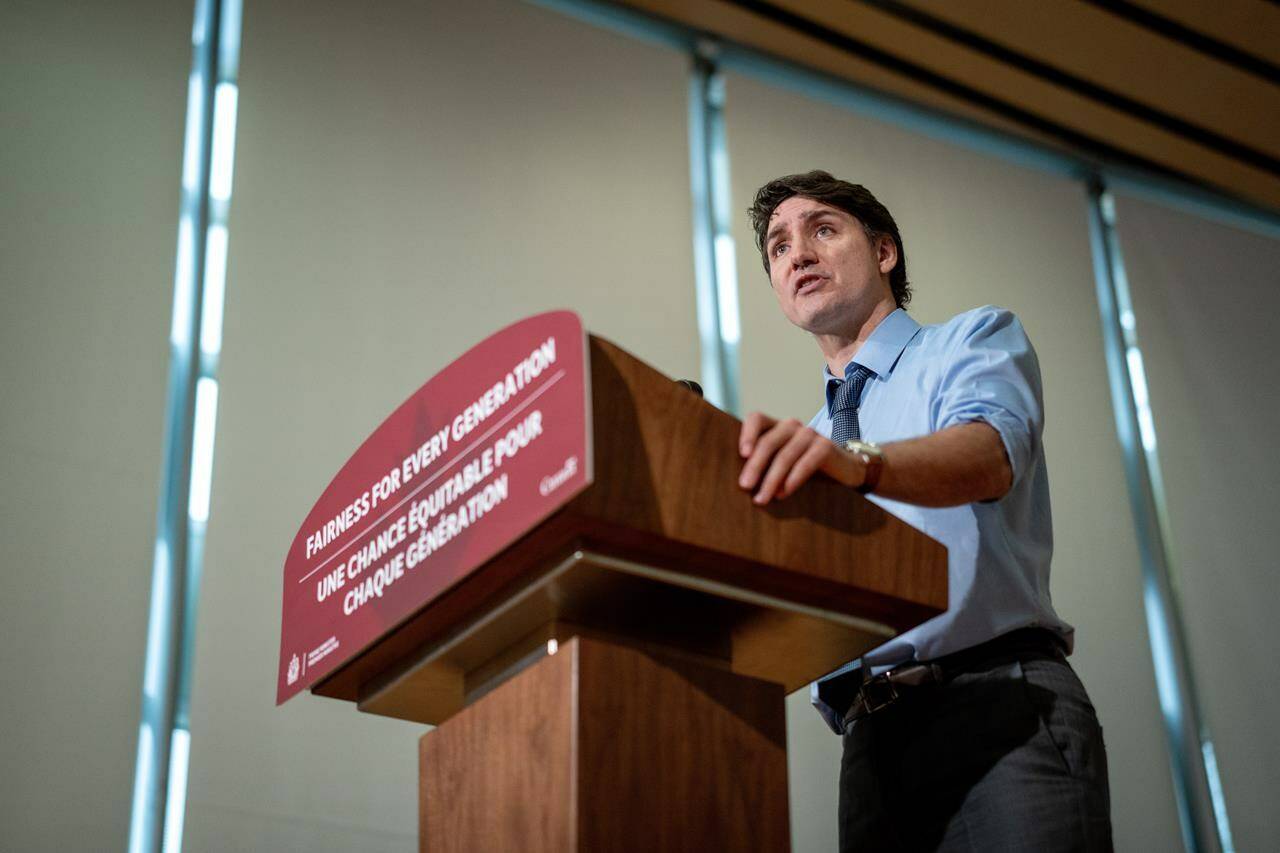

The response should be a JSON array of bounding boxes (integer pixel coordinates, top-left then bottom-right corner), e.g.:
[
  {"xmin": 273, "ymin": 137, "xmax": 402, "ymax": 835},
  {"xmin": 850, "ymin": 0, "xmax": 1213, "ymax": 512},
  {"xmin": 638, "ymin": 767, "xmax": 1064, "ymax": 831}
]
[{"xmin": 766, "ymin": 208, "xmax": 837, "ymax": 246}]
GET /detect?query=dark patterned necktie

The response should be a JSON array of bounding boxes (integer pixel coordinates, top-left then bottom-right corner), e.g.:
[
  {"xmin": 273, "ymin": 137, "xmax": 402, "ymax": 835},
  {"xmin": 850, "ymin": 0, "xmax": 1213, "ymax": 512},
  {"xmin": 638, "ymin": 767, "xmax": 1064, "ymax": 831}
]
[{"xmin": 830, "ymin": 364, "xmax": 872, "ymax": 445}]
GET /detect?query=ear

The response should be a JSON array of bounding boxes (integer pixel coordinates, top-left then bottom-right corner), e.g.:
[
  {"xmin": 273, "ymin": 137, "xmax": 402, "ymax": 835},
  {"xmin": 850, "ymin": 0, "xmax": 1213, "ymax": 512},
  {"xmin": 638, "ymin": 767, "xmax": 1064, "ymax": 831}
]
[{"xmin": 876, "ymin": 234, "xmax": 897, "ymax": 276}]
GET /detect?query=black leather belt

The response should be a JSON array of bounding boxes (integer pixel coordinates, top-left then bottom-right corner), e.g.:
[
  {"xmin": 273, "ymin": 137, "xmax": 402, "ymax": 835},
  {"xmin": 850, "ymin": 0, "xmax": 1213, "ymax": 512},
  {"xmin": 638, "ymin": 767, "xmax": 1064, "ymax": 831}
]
[{"xmin": 842, "ymin": 627, "xmax": 1066, "ymax": 726}]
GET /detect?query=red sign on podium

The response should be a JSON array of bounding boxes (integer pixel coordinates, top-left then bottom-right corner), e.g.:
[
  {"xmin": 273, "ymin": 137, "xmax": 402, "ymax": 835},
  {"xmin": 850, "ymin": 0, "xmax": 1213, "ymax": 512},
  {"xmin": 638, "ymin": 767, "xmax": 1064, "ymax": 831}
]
[{"xmin": 277, "ymin": 311, "xmax": 592, "ymax": 704}]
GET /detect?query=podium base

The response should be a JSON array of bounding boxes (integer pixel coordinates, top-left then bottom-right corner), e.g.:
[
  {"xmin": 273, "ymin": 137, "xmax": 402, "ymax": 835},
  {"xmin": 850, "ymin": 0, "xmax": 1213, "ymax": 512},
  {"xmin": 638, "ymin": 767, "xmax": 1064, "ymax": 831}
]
[{"xmin": 419, "ymin": 635, "xmax": 790, "ymax": 852}]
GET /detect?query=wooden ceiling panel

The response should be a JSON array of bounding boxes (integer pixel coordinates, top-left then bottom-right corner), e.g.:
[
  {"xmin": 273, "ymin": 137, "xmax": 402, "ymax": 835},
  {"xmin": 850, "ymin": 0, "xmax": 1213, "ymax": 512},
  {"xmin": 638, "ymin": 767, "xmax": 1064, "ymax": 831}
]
[
  {"xmin": 622, "ymin": 0, "xmax": 1072, "ymax": 145},
  {"xmin": 612, "ymin": 0, "xmax": 1280, "ymax": 212},
  {"xmin": 902, "ymin": 0, "xmax": 1280, "ymax": 159},
  {"xmin": 766, "ymin": 0, "xmax": 1280, "ymax": 206},
  {"xmin": 1124, "ymin": 0, "xmax": 1280, "ymax": 68}
]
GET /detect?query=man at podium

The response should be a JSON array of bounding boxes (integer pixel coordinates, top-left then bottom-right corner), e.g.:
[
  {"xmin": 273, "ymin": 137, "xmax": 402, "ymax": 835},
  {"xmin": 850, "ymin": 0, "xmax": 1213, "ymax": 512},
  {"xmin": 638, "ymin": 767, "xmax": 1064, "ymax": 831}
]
[{"xmin": 736, "ymin": 170, "xmax": 1113, "ymax": 851}]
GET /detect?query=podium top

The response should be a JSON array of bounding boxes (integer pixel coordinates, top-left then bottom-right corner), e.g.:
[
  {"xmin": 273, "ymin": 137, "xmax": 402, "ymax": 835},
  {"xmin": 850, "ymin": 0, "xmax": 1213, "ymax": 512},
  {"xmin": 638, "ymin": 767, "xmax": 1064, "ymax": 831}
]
[{"xmin": 298, "ymin": 317, "xmax": 947, "ymax": 724}]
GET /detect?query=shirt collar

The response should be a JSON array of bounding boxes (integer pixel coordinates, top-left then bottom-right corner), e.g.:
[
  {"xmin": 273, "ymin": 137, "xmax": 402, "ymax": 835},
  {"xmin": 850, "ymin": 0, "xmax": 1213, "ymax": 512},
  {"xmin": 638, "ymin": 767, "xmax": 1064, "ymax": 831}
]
[{"xmin": 821, "ymin": 308, "xmax": 922, "ymax": 395}]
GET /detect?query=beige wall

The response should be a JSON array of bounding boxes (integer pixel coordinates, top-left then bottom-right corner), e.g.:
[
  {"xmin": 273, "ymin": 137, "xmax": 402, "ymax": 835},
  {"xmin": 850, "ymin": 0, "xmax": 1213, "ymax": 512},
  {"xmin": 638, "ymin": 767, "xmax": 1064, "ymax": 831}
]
[
  {"xmin": 1116, "ymin": 195, "xmax": 1280, "ymax": 851},
  {"xmin": 1, "ymin": 1, "xmax": 190, "ymax": 850},
  {"xmin": 723, "ymin": 73, "xmax": 1183, "ymax": 852}
]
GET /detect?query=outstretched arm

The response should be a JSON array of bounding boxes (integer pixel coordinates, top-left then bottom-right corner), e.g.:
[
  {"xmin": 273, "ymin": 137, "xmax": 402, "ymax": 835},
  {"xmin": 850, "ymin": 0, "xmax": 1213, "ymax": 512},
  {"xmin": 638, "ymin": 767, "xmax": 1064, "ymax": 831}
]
[{"xmin": 737, "ymin": 414, "xmax": 1012, "ymax": 508}]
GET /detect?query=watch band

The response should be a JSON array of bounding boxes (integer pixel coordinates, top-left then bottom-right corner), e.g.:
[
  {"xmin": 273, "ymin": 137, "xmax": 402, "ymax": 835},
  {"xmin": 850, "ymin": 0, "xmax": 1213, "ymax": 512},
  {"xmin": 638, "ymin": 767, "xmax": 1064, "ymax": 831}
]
[{"xmin": 844, "ymin": 440, "xmax": 884, "ymax": 494}]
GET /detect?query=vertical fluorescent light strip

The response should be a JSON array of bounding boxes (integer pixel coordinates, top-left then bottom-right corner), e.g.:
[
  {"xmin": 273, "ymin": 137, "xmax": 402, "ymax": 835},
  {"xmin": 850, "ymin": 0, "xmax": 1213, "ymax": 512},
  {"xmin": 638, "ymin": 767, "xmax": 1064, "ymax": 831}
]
[
  {"xmin": 161, "ymin": 729, "xmax": 192, "ymax": 853},
  {"xmin": 208, "ymin": 83, "xmax": 238, "ymax": 202},
  {"xmin": 1202, "ymin": 741, "xmax": 1235, "ymax": 853},
  {"xmin": 129, "ymin": 0, "xmax": 240, "ymax": 851},
  {"xmin": 1126, "ymin": 350, "xmax": 1159, "ymax": 453},
  {"xmin": 128, "ymin": 723, "xmax": 155, "ymax": 853},
  {"xmin": 707, "ymin": 75, "xmax": 741, "ymax": 358},
  {"xmin": 687, "ymin": 44, "xmax": 741, "ymax": 415},
  {"xmin": 201, "ymin": 225, "xmax": 227, "ymax": 358},
  {"xmin": 1142, "ymin": 584, "xmax": 1181, "ymax": 722},
  {"xmin": 688, "ymin": 52, "xmax": 726, "ymax": 410},
  {"xmin": 714, "ymin": 234, "xmax": 741, "ymax": 344},
  {"xmin": 141, "ymin": 541, "xmax": 172, "ymax": 701},
  {"xmin": 188, "ymin": 378, "xmax": 219, "ymax": 524},
  {"xmin": 170, "ymin": 216, "xmax": 197, "ymax": 349},
  {"xmin": 1086, "ymin": 180, "xmax": 1233, "ymax": 853}
]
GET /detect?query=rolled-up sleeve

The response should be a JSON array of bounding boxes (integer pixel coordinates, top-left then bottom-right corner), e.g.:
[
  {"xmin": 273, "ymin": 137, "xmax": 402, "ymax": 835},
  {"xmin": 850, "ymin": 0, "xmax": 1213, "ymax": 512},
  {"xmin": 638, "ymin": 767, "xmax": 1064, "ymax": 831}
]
[{"xmin": 930, "ymin": 306, "xmax": 1044, "ymax": 487}]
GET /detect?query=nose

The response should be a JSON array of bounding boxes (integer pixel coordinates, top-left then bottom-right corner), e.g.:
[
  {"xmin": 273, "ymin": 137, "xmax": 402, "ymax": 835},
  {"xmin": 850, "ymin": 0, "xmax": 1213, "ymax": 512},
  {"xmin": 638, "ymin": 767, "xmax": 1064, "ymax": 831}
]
[{"xmin": 790, "ymin": 234, "xmax": 818, "ymax": 269}]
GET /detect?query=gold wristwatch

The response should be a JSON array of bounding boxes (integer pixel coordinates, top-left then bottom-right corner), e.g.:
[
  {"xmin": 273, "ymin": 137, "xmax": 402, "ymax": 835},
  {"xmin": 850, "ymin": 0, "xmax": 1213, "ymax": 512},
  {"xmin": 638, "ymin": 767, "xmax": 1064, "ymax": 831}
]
[{"xmin": 844, "ymin": 439, "xmax": 884, "ymax": 494}]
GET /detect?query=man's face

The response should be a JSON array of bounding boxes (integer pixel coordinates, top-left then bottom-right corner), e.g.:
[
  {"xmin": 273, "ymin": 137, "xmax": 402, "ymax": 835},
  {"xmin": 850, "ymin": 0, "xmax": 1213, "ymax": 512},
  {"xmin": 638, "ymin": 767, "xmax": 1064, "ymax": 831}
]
[{"xmin": 764, "ymin": 196, "xmax": 896, "ymax": 336}]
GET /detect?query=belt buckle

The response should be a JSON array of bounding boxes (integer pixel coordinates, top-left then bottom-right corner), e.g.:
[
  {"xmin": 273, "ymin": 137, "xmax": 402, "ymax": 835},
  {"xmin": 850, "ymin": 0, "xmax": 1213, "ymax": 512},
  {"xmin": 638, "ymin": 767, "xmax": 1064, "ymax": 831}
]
[{"xmin": 859, "ymin": 672, "xmax": 899, "ymax": 714}]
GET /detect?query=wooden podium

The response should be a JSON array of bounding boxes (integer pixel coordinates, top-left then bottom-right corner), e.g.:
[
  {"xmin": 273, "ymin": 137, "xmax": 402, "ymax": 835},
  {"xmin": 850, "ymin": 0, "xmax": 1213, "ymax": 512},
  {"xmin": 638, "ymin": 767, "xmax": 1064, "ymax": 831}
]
[{"xmin": 310, "ymin": 335, "xmax": 947, "ymax": 852}]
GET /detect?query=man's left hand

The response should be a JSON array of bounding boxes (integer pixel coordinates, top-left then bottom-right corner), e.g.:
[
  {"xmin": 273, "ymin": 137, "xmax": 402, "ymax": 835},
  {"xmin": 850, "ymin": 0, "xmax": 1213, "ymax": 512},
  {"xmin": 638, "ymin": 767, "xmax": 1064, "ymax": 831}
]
[{"xmin": 738, "ymin": 412, "xmax": 862, "ymax": 504}]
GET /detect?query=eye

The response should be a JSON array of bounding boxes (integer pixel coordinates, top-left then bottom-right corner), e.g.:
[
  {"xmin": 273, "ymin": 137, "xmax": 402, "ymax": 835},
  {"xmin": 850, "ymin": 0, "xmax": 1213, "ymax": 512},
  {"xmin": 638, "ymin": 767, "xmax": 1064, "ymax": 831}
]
[
  {"xmin": 815, "ymin": 224, "xmax": 834, "ymax": 237},
  {"xmin": 771, "ymin": 241, "xmax": 789, "ymax": 258}
]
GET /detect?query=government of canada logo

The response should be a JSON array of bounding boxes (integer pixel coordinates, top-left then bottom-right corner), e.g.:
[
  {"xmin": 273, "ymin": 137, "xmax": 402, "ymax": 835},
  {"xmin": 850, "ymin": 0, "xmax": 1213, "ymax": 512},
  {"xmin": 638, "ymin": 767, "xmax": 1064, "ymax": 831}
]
[{"xmin": 287, "ymin": 654, "xmax": 300, "ymax": 685}]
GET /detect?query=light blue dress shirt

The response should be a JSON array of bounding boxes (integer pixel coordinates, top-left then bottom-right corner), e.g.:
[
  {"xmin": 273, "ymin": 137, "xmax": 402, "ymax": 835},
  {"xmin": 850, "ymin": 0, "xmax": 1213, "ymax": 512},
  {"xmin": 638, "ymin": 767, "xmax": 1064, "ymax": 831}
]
[{"xmin": 810, "ymin": 306, "xmax": 1073, "ymax": 732}]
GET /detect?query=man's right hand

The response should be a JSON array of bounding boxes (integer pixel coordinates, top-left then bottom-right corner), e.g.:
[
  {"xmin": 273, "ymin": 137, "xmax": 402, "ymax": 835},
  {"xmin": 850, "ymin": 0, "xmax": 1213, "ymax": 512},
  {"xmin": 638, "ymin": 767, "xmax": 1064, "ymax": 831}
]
[{"xmin": 737, "ymin": 412, "xmax": 864, "ymax": 505}]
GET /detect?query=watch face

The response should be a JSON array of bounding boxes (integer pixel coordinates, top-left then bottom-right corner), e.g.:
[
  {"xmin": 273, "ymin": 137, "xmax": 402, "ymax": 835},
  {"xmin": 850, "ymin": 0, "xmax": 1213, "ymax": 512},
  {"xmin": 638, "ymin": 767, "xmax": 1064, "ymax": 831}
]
[{"xmin": 844, "ymin": 440, "xmax": 883, "ymax": 494}]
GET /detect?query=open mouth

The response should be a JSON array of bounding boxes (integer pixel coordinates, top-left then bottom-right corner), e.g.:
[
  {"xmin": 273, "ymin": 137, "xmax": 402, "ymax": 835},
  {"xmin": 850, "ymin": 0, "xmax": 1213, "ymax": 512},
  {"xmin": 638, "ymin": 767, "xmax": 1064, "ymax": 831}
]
[{"xmin": 795, "ymin": 274, "xmax": 825, "ymax": 294}]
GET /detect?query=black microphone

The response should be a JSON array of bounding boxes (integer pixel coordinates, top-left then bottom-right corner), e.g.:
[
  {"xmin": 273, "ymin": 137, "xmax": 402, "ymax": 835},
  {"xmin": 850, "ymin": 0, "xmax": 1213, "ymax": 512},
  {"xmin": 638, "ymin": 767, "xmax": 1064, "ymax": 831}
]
[{"xmin": 676, "ymin": 379, "xmax": 704, "ymax": 397}]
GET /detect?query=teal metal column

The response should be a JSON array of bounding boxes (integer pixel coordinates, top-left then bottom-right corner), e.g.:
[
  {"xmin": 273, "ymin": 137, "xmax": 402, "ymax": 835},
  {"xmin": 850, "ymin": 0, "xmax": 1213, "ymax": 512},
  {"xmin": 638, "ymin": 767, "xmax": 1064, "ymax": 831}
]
[
  {"xmin": 1085, "ymin": 179, "xmax": 1234, "ymax": 853},
  {"xmin": 688, "ymin": 43, "xmax": 742, "ymax": 415},
  {"xmin": 128, "ymin": 0, "xmax": 242, "ymax": 850}
]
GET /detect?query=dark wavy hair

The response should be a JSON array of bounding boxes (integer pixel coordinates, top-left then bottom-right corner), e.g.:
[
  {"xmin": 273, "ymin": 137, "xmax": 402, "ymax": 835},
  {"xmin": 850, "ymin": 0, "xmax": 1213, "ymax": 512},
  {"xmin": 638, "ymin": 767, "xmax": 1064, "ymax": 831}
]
[{"xmin": 748, "ymin": 170, "xmax": 911, "ymax": 308}]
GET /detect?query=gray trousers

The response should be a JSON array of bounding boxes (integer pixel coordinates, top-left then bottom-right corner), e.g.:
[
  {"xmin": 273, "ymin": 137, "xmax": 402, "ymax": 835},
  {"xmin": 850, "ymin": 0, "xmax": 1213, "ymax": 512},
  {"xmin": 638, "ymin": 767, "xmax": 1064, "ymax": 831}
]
[{"xmin": 839, "ymin": 645, "xmax": 1113, "ymax": 852}]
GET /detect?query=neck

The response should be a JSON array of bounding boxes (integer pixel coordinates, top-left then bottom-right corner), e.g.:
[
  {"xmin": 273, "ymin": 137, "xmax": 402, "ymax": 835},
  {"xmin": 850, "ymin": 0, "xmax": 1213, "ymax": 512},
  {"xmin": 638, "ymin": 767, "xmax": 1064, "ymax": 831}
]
[{"xmin": 815, "ymin": 299, "xmax": 897, "ymax": 375}]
